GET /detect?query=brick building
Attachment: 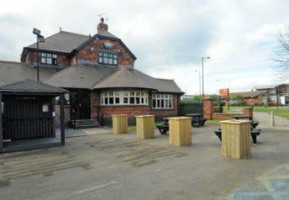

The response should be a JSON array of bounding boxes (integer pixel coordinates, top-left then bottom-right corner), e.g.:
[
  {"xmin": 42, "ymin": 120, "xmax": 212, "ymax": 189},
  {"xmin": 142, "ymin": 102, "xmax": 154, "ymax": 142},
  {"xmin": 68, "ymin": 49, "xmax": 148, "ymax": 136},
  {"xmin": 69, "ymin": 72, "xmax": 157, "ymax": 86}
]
[{"xmin": 1, "ymin": 19, "xmax": 183, "ymax": 126}]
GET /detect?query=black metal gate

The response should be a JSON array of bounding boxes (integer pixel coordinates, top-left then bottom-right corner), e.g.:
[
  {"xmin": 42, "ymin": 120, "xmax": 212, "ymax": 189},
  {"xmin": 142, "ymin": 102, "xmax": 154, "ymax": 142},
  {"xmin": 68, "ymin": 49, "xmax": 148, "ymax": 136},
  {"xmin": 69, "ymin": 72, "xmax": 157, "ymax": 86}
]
[
  {"xmin": 70, "ymin": 90, "xmax": 91, "ymax": 119},
  {"xmin": 2, "ymin": 96, "xmax": 54, "ymax": 140},
  {"xmin": 178, "ymin": 102, "xmax": 203, "ymax": 116}
]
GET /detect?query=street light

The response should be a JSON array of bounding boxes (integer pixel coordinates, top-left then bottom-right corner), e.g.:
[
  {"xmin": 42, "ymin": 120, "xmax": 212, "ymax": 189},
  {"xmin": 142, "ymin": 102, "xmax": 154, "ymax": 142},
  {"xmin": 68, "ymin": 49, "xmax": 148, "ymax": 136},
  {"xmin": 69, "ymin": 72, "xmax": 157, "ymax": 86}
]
[
  {"xmin": 201, "ymin": 56, "xmax": 210, "ymax": 97},
  {"xmin": 33, "ymin": 28, "xmax": 45, "ymax": 81},
  {"xmin": 194, "ymin": 69, "xmax": 201, "ymax": 98}
]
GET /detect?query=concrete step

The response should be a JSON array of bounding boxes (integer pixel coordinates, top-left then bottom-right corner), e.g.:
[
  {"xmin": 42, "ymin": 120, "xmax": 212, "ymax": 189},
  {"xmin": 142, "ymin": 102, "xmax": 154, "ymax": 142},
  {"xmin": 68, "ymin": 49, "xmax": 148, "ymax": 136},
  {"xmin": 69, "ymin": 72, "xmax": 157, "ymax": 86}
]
[{"xmin": 71, "ymin": 119, "xmax": 101, "ymax": 129}]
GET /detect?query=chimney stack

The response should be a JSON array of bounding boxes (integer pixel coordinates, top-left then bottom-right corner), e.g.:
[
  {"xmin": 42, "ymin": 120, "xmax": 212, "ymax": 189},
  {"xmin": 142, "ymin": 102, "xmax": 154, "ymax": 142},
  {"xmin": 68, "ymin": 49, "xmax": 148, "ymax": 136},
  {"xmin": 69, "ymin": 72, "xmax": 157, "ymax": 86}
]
[{"xmin": 97, "ymin": 17, "xmax": 108, "ymax": 33}]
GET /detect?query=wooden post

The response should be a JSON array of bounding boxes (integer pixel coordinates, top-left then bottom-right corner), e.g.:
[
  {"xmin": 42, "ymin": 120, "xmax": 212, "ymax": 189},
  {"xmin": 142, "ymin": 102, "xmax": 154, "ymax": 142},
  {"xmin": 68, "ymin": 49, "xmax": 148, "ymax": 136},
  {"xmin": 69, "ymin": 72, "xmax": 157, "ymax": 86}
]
[
  {"xmin": 60, "ymin": 94, "xmax": 65, "ymax": 145},
  {"xmin": 271, "ymin": 111, "xmax": 275, "ymax": 127},
  {"xmin": 221, "ymin": 120, "xmax": 251, "ymax": 159},
  {"xmin": 136, "ymin": 115, "xmax": 155, "ymax": 139},
  {"xmin": 0, "ymin": 92, "xmax": 3, "ymax": 153},
  {"xmin": 169, "ymin": 117, "xmax": 192, "ymax": 147},
  {"xmin": 112, "ymin": 114, "xmax": 128, "ymax": 134}
]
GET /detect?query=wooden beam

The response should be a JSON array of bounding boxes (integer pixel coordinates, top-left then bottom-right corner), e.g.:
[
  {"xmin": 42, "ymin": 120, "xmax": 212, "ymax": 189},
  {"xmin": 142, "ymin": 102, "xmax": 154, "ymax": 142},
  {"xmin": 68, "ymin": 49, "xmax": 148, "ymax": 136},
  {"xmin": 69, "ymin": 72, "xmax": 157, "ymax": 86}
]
[
  {"xmin": 0, "ymin": 93, "xmax": 3, "ymax": 153},
  {"xmin": 60, "ymin": 94, "xmax": 65, "ymax": 145}
]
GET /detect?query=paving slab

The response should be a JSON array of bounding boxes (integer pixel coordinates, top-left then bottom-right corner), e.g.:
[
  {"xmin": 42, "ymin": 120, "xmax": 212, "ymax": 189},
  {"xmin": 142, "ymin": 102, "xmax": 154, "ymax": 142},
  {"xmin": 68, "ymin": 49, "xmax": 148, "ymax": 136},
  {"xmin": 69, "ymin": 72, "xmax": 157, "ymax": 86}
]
[{"xmin": 1, "ymin": 124, "xmax": 289, "ymax": 200}]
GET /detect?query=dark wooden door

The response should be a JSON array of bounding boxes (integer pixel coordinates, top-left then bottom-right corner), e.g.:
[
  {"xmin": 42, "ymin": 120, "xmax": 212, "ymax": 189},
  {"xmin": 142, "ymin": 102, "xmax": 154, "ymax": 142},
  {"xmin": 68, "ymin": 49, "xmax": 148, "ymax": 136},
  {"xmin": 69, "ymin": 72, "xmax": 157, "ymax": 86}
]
[
  {"xmin": 2, "ymin": 96, "xmax": 54, "ymax": 140},
  {"xmin": 71, "ymin": 90, "xmax": 91, "ymax": 119}
]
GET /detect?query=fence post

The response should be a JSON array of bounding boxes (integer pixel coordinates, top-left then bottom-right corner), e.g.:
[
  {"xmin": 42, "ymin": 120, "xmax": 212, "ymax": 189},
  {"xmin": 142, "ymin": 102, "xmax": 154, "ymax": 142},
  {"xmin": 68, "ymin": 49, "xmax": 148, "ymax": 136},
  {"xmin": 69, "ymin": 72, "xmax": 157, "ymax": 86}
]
[{"xmin": 271, "ymin": 111, "xmax": 275, "ymax": 127}]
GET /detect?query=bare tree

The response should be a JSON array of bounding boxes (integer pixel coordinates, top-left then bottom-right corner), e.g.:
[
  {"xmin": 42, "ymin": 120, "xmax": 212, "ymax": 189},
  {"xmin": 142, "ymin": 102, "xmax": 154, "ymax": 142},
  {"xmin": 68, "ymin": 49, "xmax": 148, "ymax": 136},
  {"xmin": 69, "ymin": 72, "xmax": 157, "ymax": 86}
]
[{"xmin": 273, "ymin": 29, "xmax": 289, "ymax": 81}]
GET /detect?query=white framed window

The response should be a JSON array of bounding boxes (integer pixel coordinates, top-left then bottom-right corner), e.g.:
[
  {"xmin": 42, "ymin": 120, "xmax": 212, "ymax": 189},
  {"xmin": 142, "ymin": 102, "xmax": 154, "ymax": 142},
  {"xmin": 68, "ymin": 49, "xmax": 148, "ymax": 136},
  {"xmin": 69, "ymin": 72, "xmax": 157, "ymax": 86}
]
[
  {"xmin": 152, "ymin": 94, "xmax": 173, "ymax": 109},
  {"xmin": 40, "ymin": 52, "xmax": 57, "ymax": 65},
  {"xmin": 99, "ymin": 51, "xmax": 118, "ymax": 66},
  {"xmin": 101, "ymin": 90, "xmax": 148, "ymax": 106}
]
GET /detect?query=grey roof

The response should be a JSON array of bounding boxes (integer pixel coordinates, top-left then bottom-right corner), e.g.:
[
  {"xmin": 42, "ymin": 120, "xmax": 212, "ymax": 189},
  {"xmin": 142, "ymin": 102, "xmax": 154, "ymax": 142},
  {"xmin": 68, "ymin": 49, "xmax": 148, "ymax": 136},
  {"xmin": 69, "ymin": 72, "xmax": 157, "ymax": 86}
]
[
  {"xmin": 0, "ymin": 79, "xmax": 68, "ymax": 94},
  {"xmin": 0, "ymin": 60, "xmax": 59, "ymax": 86},
  {"xmin": 92, "ymin": 67, "xmax": 159, "ymax": 90},
  {"xmin": 45, "ymin": 64, "xmax": 115, "ymax": 89},
  {"xmin": 97, "ymin": 30, "xmax": 118, "ymax": 39},
  {"xmin": 154, "ymin": 78, "xmax": 183, "ymax": 94},
  {"xmin": 231, "ymin": 91, "xmax": 266, "ymax": 98},
  {"xmin": 27, "ymin": 31, "xmax": 89, "ymax": 53},
  {"xmin": 45, "ymin": 64, "xmax": 183, "ymax": 94}
]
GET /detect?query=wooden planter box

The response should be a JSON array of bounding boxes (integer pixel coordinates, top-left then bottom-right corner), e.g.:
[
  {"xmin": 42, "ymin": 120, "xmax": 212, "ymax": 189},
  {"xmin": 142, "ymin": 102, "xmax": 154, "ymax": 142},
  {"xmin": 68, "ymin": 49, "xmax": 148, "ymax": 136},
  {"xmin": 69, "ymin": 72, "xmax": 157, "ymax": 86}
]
[
  {"xmin": 136, "ymin": 115, "xmax": 155, "ymax": 139},
  {"xmin": 112, "ymin": 114, "xmax": 128, "ymax": 135},
  {"xmin": 169, "ymin": 117, "xmax": 192, "ymax": 147},
  {"xmin": 221, "ymin": 120, "xmax": 251, "ymax": 159}
]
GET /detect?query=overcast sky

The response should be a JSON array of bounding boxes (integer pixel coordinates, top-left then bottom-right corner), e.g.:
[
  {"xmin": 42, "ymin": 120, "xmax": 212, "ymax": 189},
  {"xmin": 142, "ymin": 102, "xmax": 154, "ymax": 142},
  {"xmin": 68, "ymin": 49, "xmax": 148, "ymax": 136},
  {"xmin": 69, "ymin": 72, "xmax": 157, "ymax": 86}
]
[{"xmin": 0, "ymin": 0, "xmax": 288, "ymax": 95}]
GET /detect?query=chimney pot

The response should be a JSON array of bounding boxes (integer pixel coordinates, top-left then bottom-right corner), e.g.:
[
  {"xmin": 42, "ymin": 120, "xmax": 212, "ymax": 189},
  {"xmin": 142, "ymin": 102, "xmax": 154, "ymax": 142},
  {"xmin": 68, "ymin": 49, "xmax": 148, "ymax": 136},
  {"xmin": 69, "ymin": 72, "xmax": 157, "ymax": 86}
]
[{"xmin": 97, "ymin": 18, "xmax": 108, "ymax": 33}]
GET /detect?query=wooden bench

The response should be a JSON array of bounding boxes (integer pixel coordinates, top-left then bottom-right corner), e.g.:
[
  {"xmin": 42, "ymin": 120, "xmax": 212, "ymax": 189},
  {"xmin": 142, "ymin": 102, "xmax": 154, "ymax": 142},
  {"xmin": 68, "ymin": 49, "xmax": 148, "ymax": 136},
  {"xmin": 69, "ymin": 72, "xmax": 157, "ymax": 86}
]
[
  {"xmin": 214, "ymin": 128, "xmax": 261, "ymax": 144},
  {"xmin": 156, "ymin": 124, "xmax": 169, "ymax": 135},
  {"xmin": 192, "ymin": 118, "xmax": 207, "ymax": 127}
]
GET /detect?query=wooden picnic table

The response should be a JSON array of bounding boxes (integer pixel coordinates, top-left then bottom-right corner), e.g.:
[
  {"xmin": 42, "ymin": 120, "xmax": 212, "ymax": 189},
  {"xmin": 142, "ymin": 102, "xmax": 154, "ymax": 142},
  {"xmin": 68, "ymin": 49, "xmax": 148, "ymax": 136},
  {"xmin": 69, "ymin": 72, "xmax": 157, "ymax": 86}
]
[
  {"xmin": 231, "ymin": 115, "xmax": 252, "ymax": 120},
  {"xmin": 186, "ymin": 113, "xmax": 202, "ymax": 119}
]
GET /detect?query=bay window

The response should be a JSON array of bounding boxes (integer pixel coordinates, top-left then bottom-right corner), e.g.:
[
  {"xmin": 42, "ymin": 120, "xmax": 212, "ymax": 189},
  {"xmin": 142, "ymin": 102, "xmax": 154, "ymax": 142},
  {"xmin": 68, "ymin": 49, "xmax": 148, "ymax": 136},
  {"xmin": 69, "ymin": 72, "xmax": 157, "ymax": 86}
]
[
  {"xmin": 101, "ymin": 90, "xmax": 148, "ymax": 106},
  {"xmin": 152, "ymin": 94, "xmax": 173, "ymax": 109}
]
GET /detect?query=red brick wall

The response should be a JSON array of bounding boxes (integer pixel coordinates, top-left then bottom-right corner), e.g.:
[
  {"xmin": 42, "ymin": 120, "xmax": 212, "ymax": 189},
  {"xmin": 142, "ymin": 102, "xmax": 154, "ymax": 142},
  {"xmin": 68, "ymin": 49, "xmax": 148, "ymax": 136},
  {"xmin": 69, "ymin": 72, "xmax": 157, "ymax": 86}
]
[
  {"xmin": 243, "ymin": 97, "xmax": 259, "ymax": 105},
  {"xmin": 90, "ymin": 91, "xmax": 179, "ymax": 119},
  {"xmin": 212, "ymin": 113, "xmax": 233, "ymax": 120},
  {"xmin": 203, "ymin": 98, "xmax": 214, "ymax": 119},
  {"xmin": 78, "ymin": 38, "xmax": 134, "ymax": 67},
  {"xmin": 25, "ymin": 52, "xmax": 70, "ymax": 67},
  {"xmin": 243, "ymin": 107, "xmax": 253, "ymax": 119}
]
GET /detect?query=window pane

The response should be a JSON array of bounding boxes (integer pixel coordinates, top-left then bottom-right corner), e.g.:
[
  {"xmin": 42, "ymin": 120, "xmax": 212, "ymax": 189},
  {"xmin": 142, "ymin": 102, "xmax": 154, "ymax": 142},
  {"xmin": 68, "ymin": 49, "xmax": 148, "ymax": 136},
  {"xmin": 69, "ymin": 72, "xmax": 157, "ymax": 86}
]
[
  {"xmin": 153, "ymin": 99, "xmax": 156, "ymax": 107},
  {"xmin": 141, "ymin": 98, "xmax": 144, "ymax": 104},
  {"xmin": 47, "ymin": 54, "xmax": 52, "ymax": 58},
  {"xmin": 47, "ymin": 58, "xmax": 52, "ymax": 64},
  {"xmin": 115, "ymin": 97, "xmax": 120, "ymax": 104},
  {"xmin": 108, "ymin": 58, "xmax": 113, "ymax": 64},
  {"xmin": 104, "ymin": 58, "xmax": 108, "ymax": 63},
  {"xmin": 124, "ymin": 97, "xmax": 128, "ymax": 104},
  {"xmin": 161, "ymin": 99, "xmax": 164, "ymax": 107},
  {"xmin": 136, "ymin": 92, "xmax": 140, "ymax": 96},
  {"xmin": 113, "ymin": 59, "xmax": 117, "ymax": 65},
  {"xmin": 105, "ymin": 98, "xmax": 108, "ymax": 105},
  {"xmin": 99, "ymin": 52, "xmax": 103, "ymax": 56},
  {"xmin": 104, "ymin": 53, "xmax": 108, "ymax": 57},
  {"xmin": 136, "ymin": 97, "xmax": 140, "ymax": 104},
  {"xmin": 109, "ymin": 97, "xmax": 114, "ymax": 104},
  {"xmin": 41, "ymin": 58, "xmax": 46, "ymax": 63},
  {"xmin": 113, "ymin": 54, "xmax": 117, "ymax": 58},
  {"xmin": 130, "ymin": 92, "xmax": 134, "ymax": 96},
  {"xmin": 130, "ymin": 97, "xmax": 135, "ymax": 104},
  {"xmin": 157, "ymin": 100, "xmax": 160, "ymax": 107},
  {"xmin": 99, "ymin": 57, "xmax": 103, "ymax": 63}
]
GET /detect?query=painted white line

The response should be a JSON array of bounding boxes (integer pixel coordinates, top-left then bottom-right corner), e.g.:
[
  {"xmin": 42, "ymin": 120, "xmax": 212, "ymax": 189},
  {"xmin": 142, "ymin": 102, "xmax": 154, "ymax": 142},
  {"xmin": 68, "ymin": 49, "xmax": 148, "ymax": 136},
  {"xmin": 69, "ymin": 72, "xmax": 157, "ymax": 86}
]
[{"xmin": 75, "ymin": 181, "xmax": 117, "ymax": 195}]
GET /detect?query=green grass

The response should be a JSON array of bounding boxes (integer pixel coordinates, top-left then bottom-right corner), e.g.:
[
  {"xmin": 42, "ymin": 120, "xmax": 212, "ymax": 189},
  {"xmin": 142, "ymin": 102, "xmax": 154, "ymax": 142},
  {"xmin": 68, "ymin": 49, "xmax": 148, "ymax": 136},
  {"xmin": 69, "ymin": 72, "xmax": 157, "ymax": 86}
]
[
  {"xmin": 224, "ymin": 106, "xmax": 289, "ymax": 120},
  {"xmin": 205, "ymin": 120, "xmax": 221, "ymax": 126}
]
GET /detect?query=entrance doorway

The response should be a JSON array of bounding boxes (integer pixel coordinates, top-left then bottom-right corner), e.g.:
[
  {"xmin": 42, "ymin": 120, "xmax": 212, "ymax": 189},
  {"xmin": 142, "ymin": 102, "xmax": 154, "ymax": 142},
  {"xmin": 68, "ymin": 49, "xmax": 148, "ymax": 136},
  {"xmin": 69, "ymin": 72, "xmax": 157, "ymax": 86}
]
[{"xmin": 70, "ymin": 89, "xmax": 91, "ymax": 119}]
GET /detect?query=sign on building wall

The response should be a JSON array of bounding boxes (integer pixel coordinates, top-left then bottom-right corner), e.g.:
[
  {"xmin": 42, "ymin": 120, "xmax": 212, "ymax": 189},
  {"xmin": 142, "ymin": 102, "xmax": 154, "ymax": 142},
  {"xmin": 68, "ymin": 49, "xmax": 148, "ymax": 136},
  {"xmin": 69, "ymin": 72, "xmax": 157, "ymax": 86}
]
[{"xmin": 219, "ymin": 89, "xmax": 230, "ymax": 98}]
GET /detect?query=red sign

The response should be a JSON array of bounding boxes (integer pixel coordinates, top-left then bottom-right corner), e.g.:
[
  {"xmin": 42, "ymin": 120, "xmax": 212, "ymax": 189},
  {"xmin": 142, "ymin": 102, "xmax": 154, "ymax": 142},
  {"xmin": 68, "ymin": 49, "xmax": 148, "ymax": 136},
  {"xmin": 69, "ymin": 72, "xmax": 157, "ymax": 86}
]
[{"xmin": 219, "ymin": 89, "xmax": 229, "ymax": 98}]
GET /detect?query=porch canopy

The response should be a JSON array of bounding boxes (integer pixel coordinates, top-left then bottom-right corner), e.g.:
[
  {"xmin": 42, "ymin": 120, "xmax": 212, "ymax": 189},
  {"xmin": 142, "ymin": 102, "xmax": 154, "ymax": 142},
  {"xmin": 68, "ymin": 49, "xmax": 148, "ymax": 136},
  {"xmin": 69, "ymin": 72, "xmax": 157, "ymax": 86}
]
[{"xmin": 0, "ymin": 79, "xmax": 68, "ymax": 153}]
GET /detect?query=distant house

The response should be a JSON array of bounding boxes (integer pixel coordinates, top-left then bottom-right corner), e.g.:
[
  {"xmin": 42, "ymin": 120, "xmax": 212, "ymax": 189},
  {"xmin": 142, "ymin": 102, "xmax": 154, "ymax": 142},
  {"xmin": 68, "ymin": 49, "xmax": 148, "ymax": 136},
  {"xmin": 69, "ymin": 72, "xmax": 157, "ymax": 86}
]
[
  {"xmin": 0, "ymin": 18, "xmax": 184, "ymax": 126},
  {"xmin": 254, "ymin": 84, "xmax": 289, "ymax": 105},
  {"xmin": 230, "ymin": 91, "xmax": 266, "ymax": 105}
]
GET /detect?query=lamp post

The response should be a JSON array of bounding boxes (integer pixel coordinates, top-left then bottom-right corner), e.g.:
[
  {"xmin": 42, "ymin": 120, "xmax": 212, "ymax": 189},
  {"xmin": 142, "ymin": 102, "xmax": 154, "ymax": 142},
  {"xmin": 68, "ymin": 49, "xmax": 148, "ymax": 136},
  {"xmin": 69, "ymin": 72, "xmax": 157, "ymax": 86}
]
[
  {"xmin": 201, "ymin": 56, "xmax": 210, "ymax": 97},
  {"xmin": 194, "ymin": 69, "xmax": 201, "ymax": 98},
  {"xmin": 33, "ymin": 28, "xmax": 45, "ymax": 81}
]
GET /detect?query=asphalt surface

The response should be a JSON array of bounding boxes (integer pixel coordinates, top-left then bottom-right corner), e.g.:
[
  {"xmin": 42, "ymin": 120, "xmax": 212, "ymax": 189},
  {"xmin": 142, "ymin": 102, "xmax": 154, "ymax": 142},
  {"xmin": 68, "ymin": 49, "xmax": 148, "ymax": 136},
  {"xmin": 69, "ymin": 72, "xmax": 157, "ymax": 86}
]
[{"xmin": 1, "ymin": 122, "xmax": 289, "ymax": 200}]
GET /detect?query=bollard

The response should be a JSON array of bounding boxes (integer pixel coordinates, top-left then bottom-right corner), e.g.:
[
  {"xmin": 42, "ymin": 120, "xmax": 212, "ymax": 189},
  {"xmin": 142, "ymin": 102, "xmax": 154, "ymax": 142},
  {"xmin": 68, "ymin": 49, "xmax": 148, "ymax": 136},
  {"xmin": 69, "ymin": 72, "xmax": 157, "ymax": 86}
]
[
  {"xmin": 221, "ymin": 120, "xmax": 251, "ymax": 159},
  {"xmin": 112, "ymin": 114, "xmax": 128, "ymax": 135},
  {"xmin": 169, "ymin": 117, "xmax": 192, "ymax": 147},
  {"xmin": 136, "ymin": 115, "xmax": 155, "ymax": 139},
  {"xmin": 271, "ymin": 111, "xmax": 275, "ymax": 127}
]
